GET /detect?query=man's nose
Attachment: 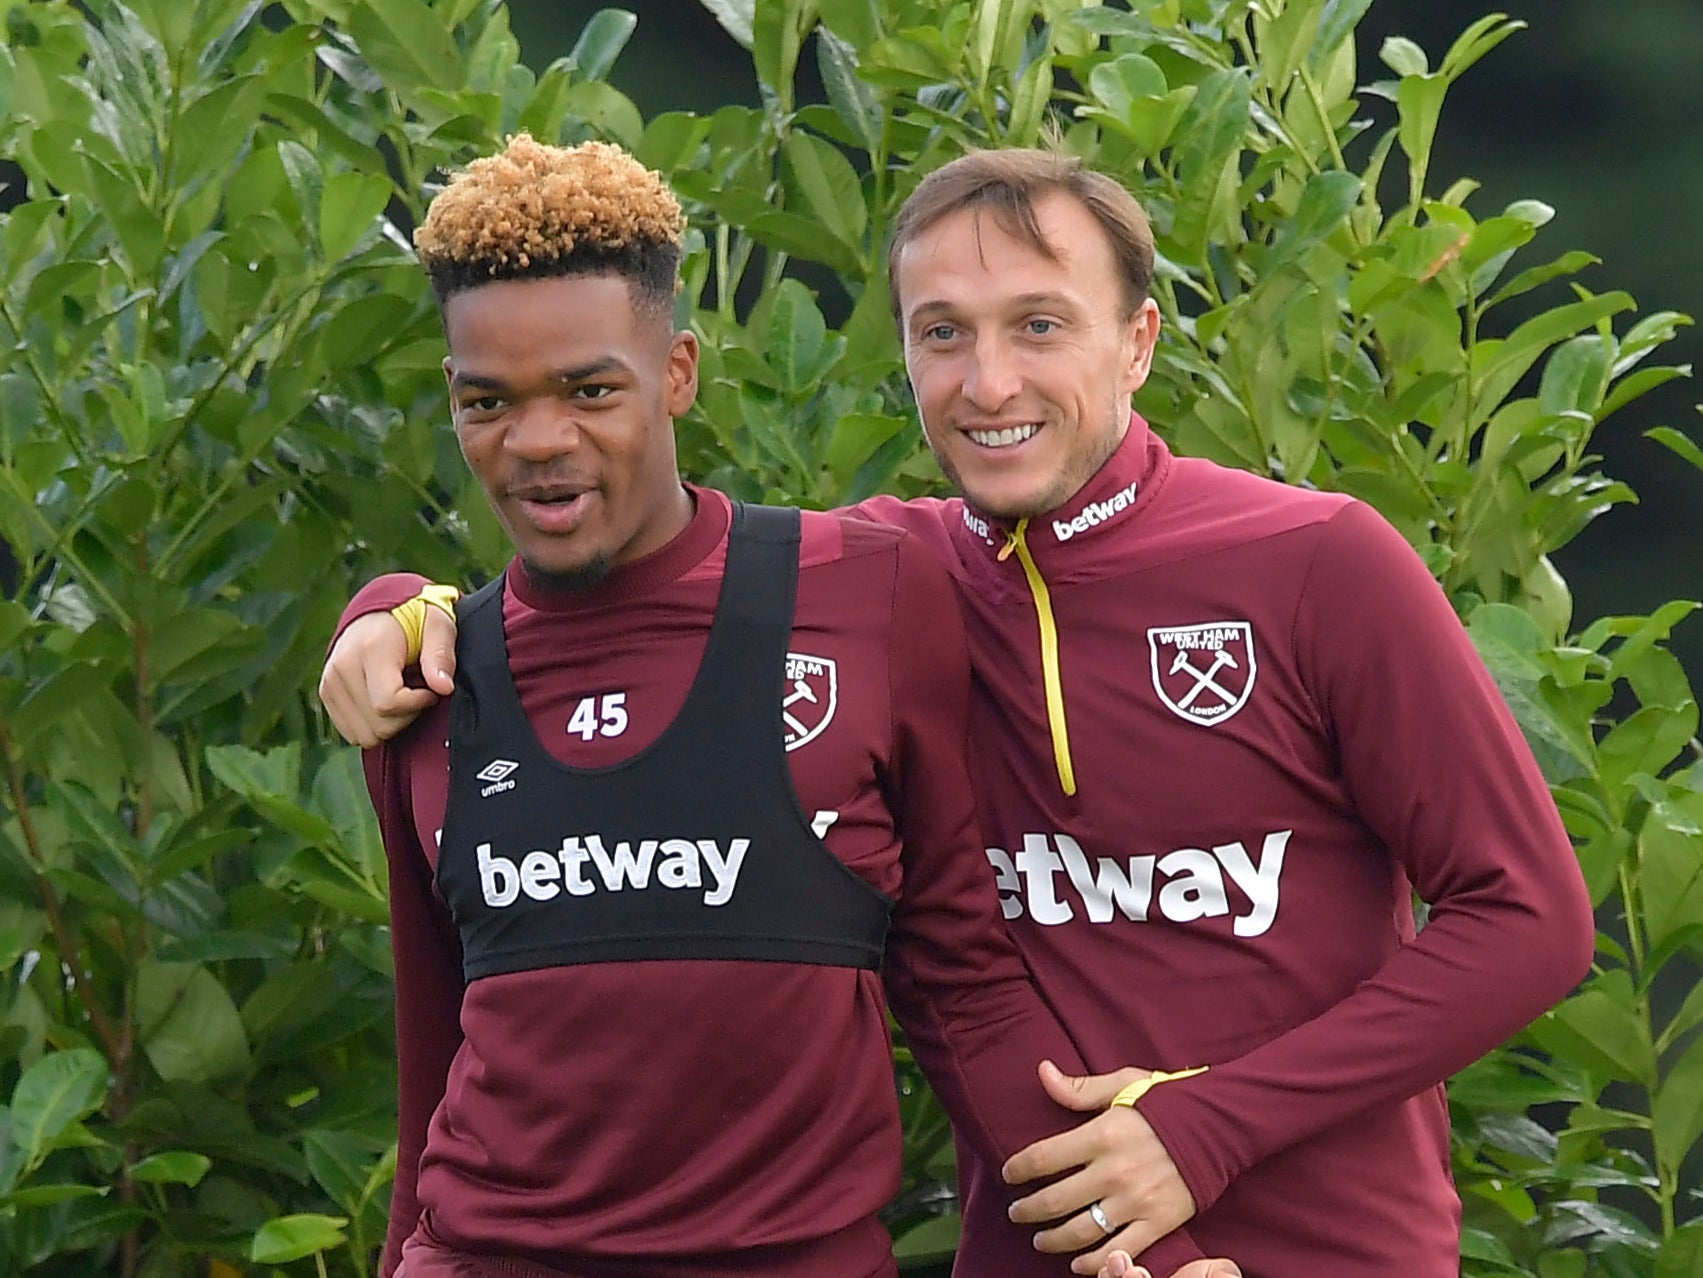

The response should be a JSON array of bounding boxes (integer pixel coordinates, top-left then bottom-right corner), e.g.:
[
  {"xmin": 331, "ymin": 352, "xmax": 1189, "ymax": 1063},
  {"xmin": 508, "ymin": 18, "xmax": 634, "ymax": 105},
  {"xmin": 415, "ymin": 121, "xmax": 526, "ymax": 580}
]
[
  {"xmin": 963, "ymin": 336, "xmax": 1021, "ymax": 410},
  {"xmin": 504, "ymin": 401, "xmax": 580, "ymax": 459}
]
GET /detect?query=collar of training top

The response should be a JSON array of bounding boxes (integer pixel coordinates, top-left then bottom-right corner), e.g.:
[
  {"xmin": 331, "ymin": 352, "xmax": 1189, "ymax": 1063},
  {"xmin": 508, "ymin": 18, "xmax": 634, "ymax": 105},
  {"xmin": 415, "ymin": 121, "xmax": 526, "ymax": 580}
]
[{"xmin": 956, "ymin": 412, "xmax": 1165, "ymax": 566}]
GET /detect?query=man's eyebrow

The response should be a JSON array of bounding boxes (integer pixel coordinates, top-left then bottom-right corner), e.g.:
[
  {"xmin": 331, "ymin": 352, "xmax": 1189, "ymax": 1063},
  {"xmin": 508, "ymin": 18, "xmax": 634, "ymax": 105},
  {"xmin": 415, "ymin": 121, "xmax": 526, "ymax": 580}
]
[
  {"xmin": 908, "ymin": 292, "xmax": 1079, "ymax": 323},
  {"xmin": 449, "ymin": 356, "xmax": 630, "ymax": 392},
  {"xmin": 550, "ymin": 356, "xmax": 631, "ymax": 384}
]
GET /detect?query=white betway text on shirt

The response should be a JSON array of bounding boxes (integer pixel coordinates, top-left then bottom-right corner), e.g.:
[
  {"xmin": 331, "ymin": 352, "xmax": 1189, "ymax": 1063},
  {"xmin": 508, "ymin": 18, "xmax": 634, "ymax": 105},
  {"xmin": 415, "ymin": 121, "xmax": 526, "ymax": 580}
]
[
  {"xmin": 1052, "ymin": 480, "xmax": 1139, "ymax": 542},
  {"xmin": 477, "ymin": 835, "xmax": 748, "ymax": 908},
  {"xmin": 986, "ymin": 830, "xmax": 1291, "ymax": 937}
]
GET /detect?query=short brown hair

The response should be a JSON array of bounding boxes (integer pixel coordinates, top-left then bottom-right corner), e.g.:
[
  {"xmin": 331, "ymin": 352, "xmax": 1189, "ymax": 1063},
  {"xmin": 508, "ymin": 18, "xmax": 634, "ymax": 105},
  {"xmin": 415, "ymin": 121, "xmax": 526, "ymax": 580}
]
[
  {"xmin": 887, "ymin": 148, "xmax": 1154, "ymax": 324},
  {"xmin": 415, "ymin": 134, "xmax": 685, "ymax": 317}
]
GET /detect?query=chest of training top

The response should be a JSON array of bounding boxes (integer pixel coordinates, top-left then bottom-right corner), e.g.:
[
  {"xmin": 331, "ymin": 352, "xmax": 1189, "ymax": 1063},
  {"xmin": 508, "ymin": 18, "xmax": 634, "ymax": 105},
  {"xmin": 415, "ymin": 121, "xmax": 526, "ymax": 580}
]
[{"xmin": 436, "ymin": 503, "xmax": 894, "ymax": 980}]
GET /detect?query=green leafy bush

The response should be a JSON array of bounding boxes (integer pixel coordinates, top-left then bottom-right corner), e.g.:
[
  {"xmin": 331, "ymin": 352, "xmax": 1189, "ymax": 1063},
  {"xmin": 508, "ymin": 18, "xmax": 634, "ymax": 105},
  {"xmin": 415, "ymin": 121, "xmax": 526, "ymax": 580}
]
[{"xmin": 0, "ymin": 1, "xmax": 1697, "ymax": 1274}]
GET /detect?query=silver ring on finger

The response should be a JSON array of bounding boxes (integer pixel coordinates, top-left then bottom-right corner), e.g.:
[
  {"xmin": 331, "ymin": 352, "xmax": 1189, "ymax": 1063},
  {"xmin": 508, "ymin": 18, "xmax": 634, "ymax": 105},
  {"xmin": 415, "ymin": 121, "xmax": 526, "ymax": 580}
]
[{"xmin": 1088, "ymin": 1200, "xmax": 1114, "ymax": 1235}]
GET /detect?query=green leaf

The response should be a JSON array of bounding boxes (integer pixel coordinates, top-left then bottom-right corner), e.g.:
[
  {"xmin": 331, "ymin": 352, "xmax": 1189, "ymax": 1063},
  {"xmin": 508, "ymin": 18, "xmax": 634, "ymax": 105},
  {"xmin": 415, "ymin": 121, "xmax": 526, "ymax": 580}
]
[
  {"xmin": 1655, "ymin": 1034, "xmax": 1703, "ymax": 1181},
  {"xmin": 1656, "ymin": 1220, "xmax": 1703, "ymax": 1278},
  {"xmin": 206, "ymin": 742, "xmax": 302, "ymax": 804},
  {"xmin": 250, "ymin": 1213, "xmax": 349, "ymax": 1263},
  {"xmin": 563, "ymin": 79, "xmax": 643, "ymax": 148},
  {"xmin": 782, "ymin": 130, "xmax": 867, "ymax": 261},
  {"xmin": 828, "ymin": 413, "xmax": 909, "ymax": 483},
  {"xmin": 310, "ymin": 749, "xmax": 386, "ymax": 883},
  {"xmin": 1531, "ymin": 980, "xmax": 1656, "ymax": 1090},
  {"xmin": 753, "ymin": 0, "xmax": 808, "ymax": 95},
  {"xmin": 172, "ymin": 75, "xmax": 269, "ymax": 181},
  {"xmin": 1267, "ymin": 170, "xmax": 1360, "ymax": 271},
  {"xmin": 1648, "ymin": 426, "xmax": 1703, "ymax": 477},
  {"xmin": 318, "ymin": 171, "xmax": 393, "ymax": 263},
  {"xmin": 10, "ymin": 1050, "xmax": 108, "ymax": 1165},
  {"xmin": 347, "ymin": 0, "xmax": 460, "ymax": 101},
  {"xmin": 1599, "ymin": 703, "xmax": 1700, "ymax": 795},
  {"xmin": 137, "ymin": 960, "xmax": 252, "ymax": 1083},
  {"xmin": 1472, "ymin": 292, "xmax": 1635, "ymax": 416},
  {"xmin": 698, "ymin": 0, "xmax": 755, "ymax": 48},
  {"xmin": 128, "ymin": 1150, "xmax": 212, "ymax": 1186},
  {"xmin": 1379, "ymin": 35, "xmax": 1428, "ymax": 77},
  {"xmin": 891, "ymin": 1210, "xmax": 961, "ymax": 1262},
  {"xmin": 1537, "ymin": 336, "xmax": 1609, "ymax": 419},
  {"xmin": 743, "ymin": 209, "xmax": 862, "ymax": 278},
  {"xmin": 566, "ymin": 8, "xmax": 637, "ymax": 81},
  {"xmin": 3, "ymin": 1182, "xmax": 111, "ymax": 1208},
  {"xmin": 1396, "ymin": 72, "xmax": 1448, "ymax": 201},
  {"xmin": 1087, "ymin": 53, "xmax": 1167, "ymax": 123},
  {"xmin": 766, "ymin": 279, "xmax": 831, "ymax": 394},
  {"xmin": 818, "ymin": 28, "xmax": 882, "ymax": 154},
  {"xmin": 819, "ymin": 0, "xmax": 879, "ymax": 48},
  {"xmin": 1313, "ymin": 0, "xmax": 1374, "ymax": 70}
]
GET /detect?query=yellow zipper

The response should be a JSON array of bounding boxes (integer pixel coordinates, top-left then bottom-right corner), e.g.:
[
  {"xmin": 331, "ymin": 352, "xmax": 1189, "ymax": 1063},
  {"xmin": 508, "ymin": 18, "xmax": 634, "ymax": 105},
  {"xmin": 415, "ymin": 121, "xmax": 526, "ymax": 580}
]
[{"xmin": 998, "ymin": 519, "xmax": 1077, "ymax": 797}]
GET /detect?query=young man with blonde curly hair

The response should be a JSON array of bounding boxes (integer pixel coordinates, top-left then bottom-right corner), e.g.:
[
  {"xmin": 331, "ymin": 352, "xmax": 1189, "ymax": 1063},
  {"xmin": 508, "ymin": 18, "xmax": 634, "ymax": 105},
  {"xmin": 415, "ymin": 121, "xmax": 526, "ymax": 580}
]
[{"xmin": 344, "ymin": 135, "xmax": 1232, "ymax": 1278}]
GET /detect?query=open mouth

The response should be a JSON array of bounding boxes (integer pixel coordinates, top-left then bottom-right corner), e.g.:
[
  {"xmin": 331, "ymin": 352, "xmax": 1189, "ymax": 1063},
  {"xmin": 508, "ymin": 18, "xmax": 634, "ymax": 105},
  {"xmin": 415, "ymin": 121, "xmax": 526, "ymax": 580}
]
[
  {"xmin": 514, "ymin": 489, "xmax": 594, "ymax": 532},
  {"xmin": 966, "ymin": 424, "xmax": 1039, "ymax": 448}
]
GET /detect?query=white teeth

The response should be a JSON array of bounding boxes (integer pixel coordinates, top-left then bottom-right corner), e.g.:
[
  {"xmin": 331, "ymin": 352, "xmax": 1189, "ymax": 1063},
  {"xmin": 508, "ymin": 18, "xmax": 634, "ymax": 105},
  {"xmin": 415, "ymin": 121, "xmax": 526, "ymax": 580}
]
[{"xmin": 967, "ymin": 424, "xmax": 1039, "ymax": 448}]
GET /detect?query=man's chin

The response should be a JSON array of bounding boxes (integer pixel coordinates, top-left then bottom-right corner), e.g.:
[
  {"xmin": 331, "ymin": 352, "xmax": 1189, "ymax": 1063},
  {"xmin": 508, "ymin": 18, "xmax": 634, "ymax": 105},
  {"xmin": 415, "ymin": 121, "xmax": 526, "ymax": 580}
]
[
  {"xmin": 957, "ymin": 480, "xmax": 1062, "ymax": 523},
  {"xmin": 520, "ymin": 552, "xmax": 614, "ymax": 593}
]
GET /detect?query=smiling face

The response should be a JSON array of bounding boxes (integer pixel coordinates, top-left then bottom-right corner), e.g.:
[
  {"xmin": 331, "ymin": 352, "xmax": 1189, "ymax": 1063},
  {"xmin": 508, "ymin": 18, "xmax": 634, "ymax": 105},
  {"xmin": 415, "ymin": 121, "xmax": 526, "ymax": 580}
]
[
  {"xmin": 895, "ymin": 191, "xmax": 1160, "ymax": 520},
  {"xmin": 443, "ymin": 272, "xmax": 697, "ymax": 588}
]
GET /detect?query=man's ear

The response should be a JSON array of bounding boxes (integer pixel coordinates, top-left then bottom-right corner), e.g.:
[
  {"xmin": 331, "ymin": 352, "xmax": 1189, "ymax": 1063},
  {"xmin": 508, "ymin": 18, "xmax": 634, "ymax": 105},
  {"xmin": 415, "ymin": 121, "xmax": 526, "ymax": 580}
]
[
  {"xmin": 1122, "ymin": 298, "xmax": 1161, "ymax": 395},
  {"xmin": 665, "ymin": 329, "xmax": 700, "ymax": 417}
]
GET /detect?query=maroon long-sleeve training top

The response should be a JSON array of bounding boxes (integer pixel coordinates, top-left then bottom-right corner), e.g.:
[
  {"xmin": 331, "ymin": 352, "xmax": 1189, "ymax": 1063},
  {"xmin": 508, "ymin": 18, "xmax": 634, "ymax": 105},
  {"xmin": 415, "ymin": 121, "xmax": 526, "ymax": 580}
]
[
  {"xmin": 857, "ymin": 415, "xmax": 1594, "ymax": 1276},
  {"xmin": 356, "ymin": 494, "xmax": 1205, "ymax": 1277}
]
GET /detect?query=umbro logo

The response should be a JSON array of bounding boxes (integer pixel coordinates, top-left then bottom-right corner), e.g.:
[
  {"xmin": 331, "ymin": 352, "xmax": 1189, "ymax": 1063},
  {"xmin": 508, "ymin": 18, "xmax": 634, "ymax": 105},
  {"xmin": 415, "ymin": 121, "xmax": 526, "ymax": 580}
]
[{"xmin": 477, "ymin": 758, "xmax": 519, "ymax": 796}]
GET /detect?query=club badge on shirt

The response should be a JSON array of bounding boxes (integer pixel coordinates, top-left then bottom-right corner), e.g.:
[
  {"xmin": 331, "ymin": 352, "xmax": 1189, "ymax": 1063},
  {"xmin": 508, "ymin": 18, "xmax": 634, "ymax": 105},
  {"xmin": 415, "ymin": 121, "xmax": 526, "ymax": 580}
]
[
  {"xmin": 1147, "ymin": 621, "xmax": 1257, "ymax": 726},
  {"xmin": 783, "ymin": 652, "xmax": 837, "ymax": 751}
]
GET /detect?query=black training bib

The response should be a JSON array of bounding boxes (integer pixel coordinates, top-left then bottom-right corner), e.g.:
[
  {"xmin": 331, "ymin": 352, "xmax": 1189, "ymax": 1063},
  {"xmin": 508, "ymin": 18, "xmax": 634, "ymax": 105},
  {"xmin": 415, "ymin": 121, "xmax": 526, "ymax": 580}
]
[{"xmin": 437, "ymin": 503, "xmax": 893, "ymax": 981}]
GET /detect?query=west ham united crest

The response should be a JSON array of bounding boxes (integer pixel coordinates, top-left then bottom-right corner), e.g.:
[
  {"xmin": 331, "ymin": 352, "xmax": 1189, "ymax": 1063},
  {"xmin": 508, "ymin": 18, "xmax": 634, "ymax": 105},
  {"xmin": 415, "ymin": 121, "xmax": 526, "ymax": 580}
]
[
  {"xmin": 782, "ymin": 652, "xmax": 837, "ymax": 751},
  {"xmin": 1147, "ymin": 621, "xmax": 1257, "ymax": 726}
]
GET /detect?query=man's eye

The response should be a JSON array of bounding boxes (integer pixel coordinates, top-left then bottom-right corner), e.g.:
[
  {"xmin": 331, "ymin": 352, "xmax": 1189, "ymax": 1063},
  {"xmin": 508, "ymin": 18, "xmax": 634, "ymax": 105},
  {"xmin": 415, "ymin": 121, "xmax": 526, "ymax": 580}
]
[
  {"xmin": 1026, "ymin": 319, "xmax": 1058, "ymax": 336},
  {"xmin": 573, "ymin": 384, "xmax": 615, "ymax": 401},
  {"xmin": 464, "ymin": 396, "xmax": 504, "ymax": 413},
  {"xmin": 924, "ymin": 323, "xmax": 957, "ymax": 342}
]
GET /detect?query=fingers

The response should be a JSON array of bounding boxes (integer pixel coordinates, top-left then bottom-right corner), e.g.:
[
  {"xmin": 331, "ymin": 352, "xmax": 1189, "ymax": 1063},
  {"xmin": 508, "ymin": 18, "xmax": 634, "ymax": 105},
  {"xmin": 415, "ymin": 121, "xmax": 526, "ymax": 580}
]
[
  {"xmin": 420, "ymin": 605, "xmax": 458, "ymax": 695},
  {"xmin": 1038, "ymin": 1059, "xmax": 1151, "ymax": 1112},
  {"xmin": 317, "ymin": 612, "xmax": 441, "ymax": 746},
  {"xmin": 1098, "ymin": 1253, "xmax": 1148, "ymax": 1278},
  {"xmin": 1005, "ymin": 1097, "xmax": 1136, "ymax": 1186},
  {"xmin": 1065, "ymin": 1214, "xmax": 1168, "ymax": 1276},
  {"xmin": 1009, "ymin": 1158, "xmax": 1104, "ymax": 1224}
]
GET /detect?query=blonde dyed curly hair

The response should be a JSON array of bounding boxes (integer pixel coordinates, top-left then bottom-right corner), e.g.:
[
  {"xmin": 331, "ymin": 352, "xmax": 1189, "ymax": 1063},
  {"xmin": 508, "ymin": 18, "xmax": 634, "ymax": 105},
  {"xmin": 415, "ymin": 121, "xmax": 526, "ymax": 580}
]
[{"xmin": 415, "ymin": 134, "xmax": 685, "ymax": 316}]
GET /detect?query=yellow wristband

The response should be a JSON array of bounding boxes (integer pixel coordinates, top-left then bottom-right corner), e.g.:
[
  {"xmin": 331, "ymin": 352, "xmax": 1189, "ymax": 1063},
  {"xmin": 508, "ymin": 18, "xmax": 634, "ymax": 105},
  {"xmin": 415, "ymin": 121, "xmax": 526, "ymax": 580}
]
[
  {"xmin": 1109, "ymin": 1065, "xmax": 1209, "ymax": 1110},
  {"xmin": 389, "ymin": 584, "xmax": 461, "ymax": 665}
]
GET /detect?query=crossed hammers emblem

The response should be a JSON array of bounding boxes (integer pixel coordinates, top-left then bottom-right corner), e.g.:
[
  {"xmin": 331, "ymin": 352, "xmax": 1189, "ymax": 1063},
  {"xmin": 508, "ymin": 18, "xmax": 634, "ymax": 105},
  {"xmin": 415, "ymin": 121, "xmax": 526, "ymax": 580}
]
[
  {"xmin": 782, "ymin": 677, "xmax": 819, "ymax": 739},
  {"xmin": 1169, "ymin": 646, "xmax": 1240, "ymax": 710}
]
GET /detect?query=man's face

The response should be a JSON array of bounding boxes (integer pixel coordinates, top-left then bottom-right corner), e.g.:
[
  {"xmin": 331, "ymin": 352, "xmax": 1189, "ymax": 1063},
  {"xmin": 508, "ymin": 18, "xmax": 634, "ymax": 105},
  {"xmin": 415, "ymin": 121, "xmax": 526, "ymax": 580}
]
[
  {"xmin": 895, "ymin": 191, "xmax": 1160, "ymax": 520},
  {"xmin": 443, "ymin": 273, "xmax": 697, "ymax": 587}
]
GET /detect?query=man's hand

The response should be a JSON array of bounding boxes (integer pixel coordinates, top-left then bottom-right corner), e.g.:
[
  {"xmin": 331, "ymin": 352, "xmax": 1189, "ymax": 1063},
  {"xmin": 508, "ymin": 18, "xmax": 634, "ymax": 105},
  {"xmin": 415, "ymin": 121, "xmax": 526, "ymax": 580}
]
[
  {"xmin": 317, "ymin": 608, "xmax": 456, "ymax": 747},
  {"xmin": 1098, "ymin": 1255, "xmax": 1241, "ymax": 1278},
  {"xmin": 1003, "ymin": 1060, "xmax": 1198, "ymax": 1275}
]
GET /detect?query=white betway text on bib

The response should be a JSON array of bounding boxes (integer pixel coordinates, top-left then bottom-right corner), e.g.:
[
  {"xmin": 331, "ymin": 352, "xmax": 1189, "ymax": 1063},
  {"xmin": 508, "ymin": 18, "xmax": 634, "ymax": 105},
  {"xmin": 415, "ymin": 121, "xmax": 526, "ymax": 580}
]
[{"xmin": 477, "ymin": 835, "xmax": 748, "ymax": 908}]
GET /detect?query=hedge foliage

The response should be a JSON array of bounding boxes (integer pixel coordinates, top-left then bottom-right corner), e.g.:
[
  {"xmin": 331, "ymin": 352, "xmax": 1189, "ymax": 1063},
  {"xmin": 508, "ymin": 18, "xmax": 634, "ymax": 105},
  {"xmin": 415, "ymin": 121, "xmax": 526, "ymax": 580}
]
[{"xmin": 0, "ymin": 1, "xmax": 1699, "ymax": 1274}]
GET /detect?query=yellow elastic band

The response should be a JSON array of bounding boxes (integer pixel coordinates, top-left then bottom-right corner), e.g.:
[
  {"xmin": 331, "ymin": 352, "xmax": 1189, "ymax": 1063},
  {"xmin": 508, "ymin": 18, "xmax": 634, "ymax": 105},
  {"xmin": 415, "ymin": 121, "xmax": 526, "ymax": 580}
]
[
  {"xmin": 1004, "ymin": 520, "xmax": 1076, "ymax": 796},
  {"xmin": 1110, "ymin": 1066, "xmax": 1210, "ymax": 1110},
  {"xmin": 390, "ymin": 584, "xmax": 461, "ymax": 665}
]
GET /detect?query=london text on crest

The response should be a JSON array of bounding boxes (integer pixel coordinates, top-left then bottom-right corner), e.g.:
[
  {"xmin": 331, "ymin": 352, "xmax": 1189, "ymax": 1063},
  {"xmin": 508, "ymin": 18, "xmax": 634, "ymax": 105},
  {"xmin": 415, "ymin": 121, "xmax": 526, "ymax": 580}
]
[
  {"xmin": 782, "ymin": 653, "xmax": 837, "ymax": 751},
  {"xmin": 1147, "ymin": 622, "xmax": 1257, "ymax": 726}
]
